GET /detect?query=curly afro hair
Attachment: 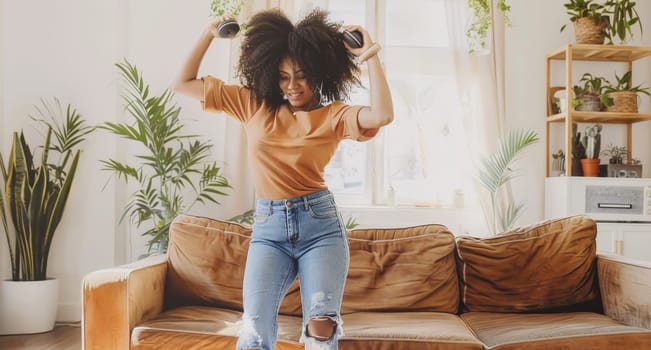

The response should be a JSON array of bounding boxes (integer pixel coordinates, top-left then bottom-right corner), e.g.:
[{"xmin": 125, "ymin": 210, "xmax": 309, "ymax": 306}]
[{"xmin": 237, "ymin": 8, "xmax": 361, "ymax": 110}]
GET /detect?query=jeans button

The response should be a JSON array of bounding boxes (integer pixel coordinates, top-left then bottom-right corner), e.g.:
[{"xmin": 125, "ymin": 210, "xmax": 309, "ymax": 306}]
[{"xmin": 286, "ymin": 200, "xmax": 293, "ymax": 207}]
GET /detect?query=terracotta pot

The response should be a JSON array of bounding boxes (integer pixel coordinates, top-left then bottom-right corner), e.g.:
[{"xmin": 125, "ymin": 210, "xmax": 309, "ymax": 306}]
[{"xmin": 580, "ymin": 158, "xmax": 601, "ymax": 177}]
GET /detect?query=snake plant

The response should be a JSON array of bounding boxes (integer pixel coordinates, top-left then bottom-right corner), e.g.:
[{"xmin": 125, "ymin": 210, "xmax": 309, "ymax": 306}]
[{"xmin": 0, "ymin": 99, "xmax": 93, "ymax": 281}]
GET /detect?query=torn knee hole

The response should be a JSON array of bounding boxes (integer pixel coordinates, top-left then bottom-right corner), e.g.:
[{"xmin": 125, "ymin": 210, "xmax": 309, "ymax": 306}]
[{"xmin": 307, "ymin": 316, "xmax": 337, "ymax": 341}]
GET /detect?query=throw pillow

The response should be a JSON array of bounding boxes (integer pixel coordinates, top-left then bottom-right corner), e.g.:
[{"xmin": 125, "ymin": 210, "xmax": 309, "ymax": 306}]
[{"xmin": 456, "ymin": 215, "xmax": 599, "ymax": 312}]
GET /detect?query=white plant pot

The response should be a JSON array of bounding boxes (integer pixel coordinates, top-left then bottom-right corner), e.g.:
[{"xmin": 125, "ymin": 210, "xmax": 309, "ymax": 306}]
[{"xmin": 0, "ymin": 278, "xmax": 59, "ymax": 334}]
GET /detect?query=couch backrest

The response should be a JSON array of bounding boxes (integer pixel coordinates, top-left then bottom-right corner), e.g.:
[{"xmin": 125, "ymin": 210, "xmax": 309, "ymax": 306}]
[
  {"xmin": 455, "ymin": 214, "xmax": 601, "ymax": 313},
  {"xmin": 164, "ymin": 215, "xmax": 459, "ymax": 315},
  {"xmin": 165, "ymin": 215, "xmax": 252, "ymax": 311},
  {"xmin": 342, "ymin": 225, "xmax": 459, "ymax": 314}
]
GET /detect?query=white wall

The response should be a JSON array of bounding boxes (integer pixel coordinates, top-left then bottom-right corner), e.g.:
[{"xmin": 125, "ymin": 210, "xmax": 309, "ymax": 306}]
[
  {"xmin": 2, "ymin": 0, "xmax": 651, "ymax": 323},
  {"xmin": 0, "ymin": 0, "xmax": 243, "ymax": 322},
  {"xmin": 505, "ymin": 0, "xmax": 651, "ymax": 226}
]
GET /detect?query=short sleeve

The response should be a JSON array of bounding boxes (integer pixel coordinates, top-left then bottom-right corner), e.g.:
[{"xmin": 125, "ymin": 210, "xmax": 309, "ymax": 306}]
[
  {"xmin": 201, "ymin": 76, "xmax": 259, "ymax": 123},
  {"xmin": 330, "ymin": 101, "xmax": 379, "ymax": 141}
]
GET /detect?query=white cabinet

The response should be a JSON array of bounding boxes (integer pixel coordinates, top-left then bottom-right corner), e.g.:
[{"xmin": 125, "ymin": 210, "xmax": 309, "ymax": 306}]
[
  {"xmin": 545, "ymin": 177, "xmax": 651, "ymax": 261},
  {"xmin": 596, "ymin": 223, "xmax": 651, "ymax": 261}
]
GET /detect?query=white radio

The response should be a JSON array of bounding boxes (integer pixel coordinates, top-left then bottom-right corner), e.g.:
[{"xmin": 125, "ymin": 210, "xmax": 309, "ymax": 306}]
[{"xmin": 545, "ymin": 177, "xmax": 651, "ymax": 223}]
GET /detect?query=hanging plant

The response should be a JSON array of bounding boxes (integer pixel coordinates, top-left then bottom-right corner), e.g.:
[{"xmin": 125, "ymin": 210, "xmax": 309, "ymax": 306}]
[
  {"xmin": 466, "ymin": 0, "xmax": 511, "ymax": 53},
  {"xmin": 210, "ymin": 0, "xmax": 243, "ymax": 17}
]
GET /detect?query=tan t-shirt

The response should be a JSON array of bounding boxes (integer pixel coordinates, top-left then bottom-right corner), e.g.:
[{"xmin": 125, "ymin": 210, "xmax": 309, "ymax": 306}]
[{"xmin": 202, "ymin": 76, "xmax": 379, "ymax": 200}]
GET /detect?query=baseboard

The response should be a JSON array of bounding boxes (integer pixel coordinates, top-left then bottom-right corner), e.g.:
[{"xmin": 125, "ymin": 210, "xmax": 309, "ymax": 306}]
[{"xmin": 57, "ymin": 302, "xmax": 81, "ymax": 323}]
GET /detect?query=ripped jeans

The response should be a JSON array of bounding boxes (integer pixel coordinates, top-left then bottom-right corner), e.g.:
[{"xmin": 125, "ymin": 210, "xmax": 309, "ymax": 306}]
[{"xmin": 237, "ymin": 189, "xmax": 349, "ymax": 350}]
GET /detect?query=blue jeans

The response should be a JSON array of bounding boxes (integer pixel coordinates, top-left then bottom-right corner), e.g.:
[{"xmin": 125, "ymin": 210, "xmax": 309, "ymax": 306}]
[{"xmin": 236, "ymin": 189, "xmax": 349, "ymax": 350}]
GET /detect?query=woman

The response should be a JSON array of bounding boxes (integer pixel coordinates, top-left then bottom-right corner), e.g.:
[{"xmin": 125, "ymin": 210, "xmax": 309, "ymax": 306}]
[{"xmin": 172, "ymin": 8, "xmax": 393, "ymax": 350}]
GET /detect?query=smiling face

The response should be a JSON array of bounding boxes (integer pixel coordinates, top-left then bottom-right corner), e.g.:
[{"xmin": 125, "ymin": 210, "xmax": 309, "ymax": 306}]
[{"xmin": 278, "ymin": 57, "xmax": 316, "ymax": 111}]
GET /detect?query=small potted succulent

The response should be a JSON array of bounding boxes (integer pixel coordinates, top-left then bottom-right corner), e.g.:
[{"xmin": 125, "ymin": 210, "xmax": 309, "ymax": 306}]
[
  {"xmin": 600, "ymin": 144, "xmax": 629, "ymax": 164},
  {"xmin": 580, "ymin": 124, "xmax": 602, "ymax": 177}
]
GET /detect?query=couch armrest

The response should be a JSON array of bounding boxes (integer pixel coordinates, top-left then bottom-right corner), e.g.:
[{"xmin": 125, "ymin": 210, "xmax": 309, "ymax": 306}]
[
  {"xmin": 597, "ymin": 253, "xmax": 651, "ymax": 329},
  {"xmin": 82, "ymin": 254, "xmax": 168, "ymax": 350}
]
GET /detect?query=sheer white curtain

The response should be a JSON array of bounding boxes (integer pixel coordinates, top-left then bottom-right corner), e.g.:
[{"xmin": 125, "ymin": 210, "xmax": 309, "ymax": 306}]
[{"xmin": 444, "ymin": 0, "xmax": 507, "ymax": 234}]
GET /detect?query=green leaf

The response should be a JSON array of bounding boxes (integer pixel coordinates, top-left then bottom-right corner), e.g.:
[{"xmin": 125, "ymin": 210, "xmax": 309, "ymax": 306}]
[{"xmin": 476, "ymin": 129, "xmax": 538, "ymax": 235}]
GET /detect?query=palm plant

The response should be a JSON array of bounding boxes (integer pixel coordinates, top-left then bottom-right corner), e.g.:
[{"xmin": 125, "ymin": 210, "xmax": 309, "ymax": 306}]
[
  {"xmin": 100, "ymin": 60, "xmax": 231, "ymax": 254},
  {"xmin": 0, "ymin": 98, "xmax": 93, "ymax": 281},
  {"xmin": 476, "ymin": 129, "xmax": 539, "ymax": 235}
]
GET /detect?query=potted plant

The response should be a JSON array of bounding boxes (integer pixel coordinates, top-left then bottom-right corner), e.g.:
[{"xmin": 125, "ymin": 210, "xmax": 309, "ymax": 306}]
[
  {"xmin": 600, "ymin": 71, "xmax": 651, "ymax": 113},
  {"xmin": 600, "ymin": 143, "xmax": 629, "ymax": 164},
  {"xmin": 602, "ymin": 0, "xmax": 643, "ymax": 44},
  {"xmin": 561, "ymin": 0, "xmax": 643, "ymax": 45},
  {"xmin": 580, "ymin": 124, "xmax": 602, "ymax": 176},
  {"xmin": 572, "ymin": 73, "xmax": 608, "ymax": 111},
  {"xmin": 0, "ymin": 98, "xmax": 93, "ymax": 334},
  {"xmin": 551, "ymin": 149, "xmax": 566, "ymax": 176},
  {"xmin": 100, "ymin": 60, "xmax": 231, "ymax": 256},
  {"xmin": 571, "ymin": 123, "xmax": 587, "ymax": 176},
  {"xmin": 561, "ymin": 0, "xmax": 609, "ymax": 44}
]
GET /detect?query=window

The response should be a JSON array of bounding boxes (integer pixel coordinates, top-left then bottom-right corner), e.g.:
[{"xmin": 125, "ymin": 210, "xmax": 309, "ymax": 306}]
[{"xmin": 323, "ymin": 0, "xmax": 476, "ymax": 208}]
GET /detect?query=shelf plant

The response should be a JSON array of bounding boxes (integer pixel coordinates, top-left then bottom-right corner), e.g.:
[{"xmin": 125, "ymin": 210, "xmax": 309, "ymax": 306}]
[
  {"xmin": 561, "ymin": 0, "xmax": 643, "ymax": 44},
  {"xmin": 570, "ymin": 123, "xmax": 587, "ymax": 176},
  {"xmin": 600, "ymin": 143, "xmax": 629, "ymax": 164},
  {"xmin": 572, "ymin": 73, "xmax": 608, "ymax": 111},
  {"xmin": 561, "ymin": 0, "xmax": 609, "ymax": 44},
  {"xmin": 600, "ymin": 71, "xmax": 651, "ymax": 113},
  {"xmin": 603, "ymin": 0, "xmax": 643, "ymax": 44},
  {"xmin": 0, "ymin": 98, "xmax": 93, "ymax": 281},
  {"xmin": 580, "ymin": 124, "xmax": 602, "ymax": 176}
]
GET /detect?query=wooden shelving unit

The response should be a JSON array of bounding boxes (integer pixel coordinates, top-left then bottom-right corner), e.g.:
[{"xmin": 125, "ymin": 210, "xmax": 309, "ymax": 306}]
[{"xmin": 545, "ymin": 44, "xmax": 651, "ymax": 176}]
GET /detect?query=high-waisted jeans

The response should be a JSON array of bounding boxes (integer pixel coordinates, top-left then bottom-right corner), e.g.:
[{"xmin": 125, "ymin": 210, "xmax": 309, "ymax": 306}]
[{"xmin": 236, "ymin": 189, "xmax": 349, "ymax": 350}]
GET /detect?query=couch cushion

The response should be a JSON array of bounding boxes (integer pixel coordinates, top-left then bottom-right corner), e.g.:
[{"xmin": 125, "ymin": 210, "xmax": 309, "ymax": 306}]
[
  {"xmin": 341, "ymin": 312, "xmax": 483, "ymax": 350},
  {"xmin": 343, "ymin": 225, "xmax": 459, "ymax": 314},
  {"xmin": 461, "ymin": 311, "xmax": 651, "ymax": 350},
  {"xmin": 131, "ymin": 306, "xmax": 302, "ymax": 350},
  {"xmin": 165, "ymin": 215, "xmax": 302, "ymax": 316},
  {"xmin": 456, "ymin": 215, "xmax": 599, "ymax": 312},
  {"xmin": 165, "ymin": 215, "xmax": 253, "ymax": 311}
]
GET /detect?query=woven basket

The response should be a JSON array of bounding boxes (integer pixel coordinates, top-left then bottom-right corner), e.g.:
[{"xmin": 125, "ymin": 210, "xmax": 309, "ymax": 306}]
[
  {"xmin": 606, "ymin": 91, "xmax": 638, "ymax": 113},
  {"xmin": 574, "ymin": 17, "xmax": 606, "ymax": 44}
]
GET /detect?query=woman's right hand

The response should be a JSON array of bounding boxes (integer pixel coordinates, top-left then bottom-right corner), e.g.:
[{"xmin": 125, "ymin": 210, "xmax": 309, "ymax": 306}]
[{"xmin": 208, "ymin": 14, "xmax": 238, "ymax": 39}]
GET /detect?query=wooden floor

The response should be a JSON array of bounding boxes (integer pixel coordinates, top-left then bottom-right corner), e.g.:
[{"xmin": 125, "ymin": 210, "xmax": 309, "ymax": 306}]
[{"xmin": 0, "ymin": 325, "xmax": 81, "ymax": 350}]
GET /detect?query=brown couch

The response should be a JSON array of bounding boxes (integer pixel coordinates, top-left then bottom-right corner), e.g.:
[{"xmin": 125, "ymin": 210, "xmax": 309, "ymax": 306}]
[{"xmin": 82, "ymin": 214, "xmax": 651, "ymax": 349}]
